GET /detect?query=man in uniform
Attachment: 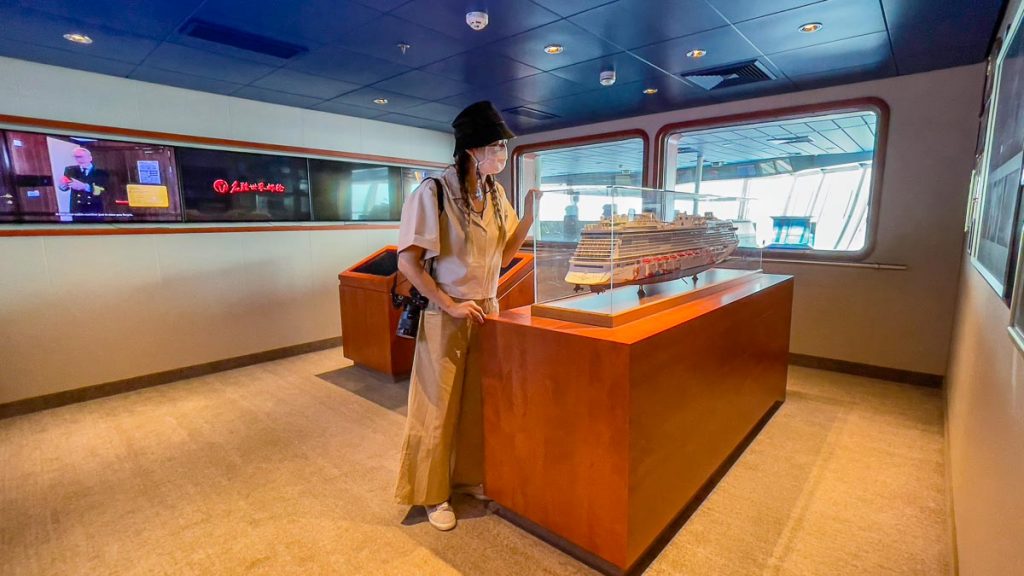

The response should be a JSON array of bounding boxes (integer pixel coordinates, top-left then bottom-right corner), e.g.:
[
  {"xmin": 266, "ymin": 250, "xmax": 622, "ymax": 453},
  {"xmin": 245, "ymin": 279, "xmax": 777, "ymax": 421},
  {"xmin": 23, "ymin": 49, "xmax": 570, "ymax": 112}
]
[{"xmin": 58, "ymin": 147, "xmax": 109, "ymax": 221}]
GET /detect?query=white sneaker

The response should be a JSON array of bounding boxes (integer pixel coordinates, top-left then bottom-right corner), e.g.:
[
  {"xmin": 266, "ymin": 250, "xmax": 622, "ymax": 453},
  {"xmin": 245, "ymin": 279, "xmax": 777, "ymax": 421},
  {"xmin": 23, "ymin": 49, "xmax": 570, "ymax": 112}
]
[{"xmin": 425, "ymin": 501, "xmax": 456, "ymax": 531}]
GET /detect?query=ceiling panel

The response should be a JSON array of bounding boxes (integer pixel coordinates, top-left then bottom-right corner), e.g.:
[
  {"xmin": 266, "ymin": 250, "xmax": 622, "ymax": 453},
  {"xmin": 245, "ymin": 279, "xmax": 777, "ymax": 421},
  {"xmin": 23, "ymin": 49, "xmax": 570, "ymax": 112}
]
[
  {"xmin": 191, "ymin": 0, "xmax": 383, "ymax": 48},
  {"xmin": 14, "ymin": 0, "xmax": 207, "ymax": 39},
  {"xmin": 767, "ymin": 31, "xmax": 895, "ymax": 78},
  {"xmin": 402, "ymin": 101, "xmax": 463, "ymax": 124},
  {"xmin": 704, "ymin": 0, "xmax": 826, "ymax": 24},
  {"xmin": 348, "ymin": 0, "xmax": 412, "ymax": 12},
  {"xmin": 438, "ymin": 90, "xmax": 532, "ymax": 115},
  {"xmin": 392, "ymin": 0, "xmax": 560, "ymax": 48},
  {"xmin": 231, "ymin": 86, "xmax": 324, "ymax": 108},
  {"xmin": 254, "ymin": 69, "xmax": 361, "ymax": 100},
  {"xmin": 0, "ymin": 5, "xmax": 161, "ymax": 64},
  {"xmin": 128, "ymin": 66, "xmax": 244, "ymax": 95},
  {"xmin": 736, "ymin": 0, "xmax": 887, "ymax": 55},
  {"xmin": 548, "ymin": 52, "xmax": 667, "ymax": 88},
  {"xmin": 630, "ymin": 27, "xmax": 761, "ymax": 76},
  {"xmin": 421, "ymin": 49, "xmax": 542, "ymax": 86},
  {"xmin": 374, "ymin": 112, "xmax": 453, "ymax": 132},
  {"xmin": 329, "ymin": 86, "xmax": 430, "ymax": 112},
  {"xmin": 166, "ymin": 35, "xmax": 290, "ymax": 68},
  {"xmin": 332, "ymin": 15, "xmax": 467, "ymax": 68},
  {"xmin": 0, "ymin": 38, "xmax": 138, "ymax": 77},
  {"xmin": 286, "ymin": 45, "xmax": 411, "ymax": 84},
  {"xmin": 0, "ymin": 0, "xmax": 1006, "ymax": 135},
  {"xmin": 311, "ymin": 98, "xmax": 388, "ymax": 118},
  {"xmin": 141, "ymin": 43, "xmax": 279, "ymax": 84},
  {"xmin": 528, "ymin": 75, "xmax": 710, "ymax": 124},
  {"xmin": 884, "ymin": 0, "xmax": 1004, "ymax": 74},
  {"xmin": 370, "ymin": 70, "xmax": 475, "ymax": 101},
  {"xmin": 707, "ymin": 76, "xmax": 797, "ymax": 103},
  {"xmin": 487, "ymin": 20, "xmax": 620, "ymax": 71},
  {"xmin": 495, "ymin": 72, "xmax": 594, "ymax": 103},
  {"xmin": 568, "ymin": 0, "xmax": 729, "ymax": 50},
  {"xmin": 528, "ymin": 0, "xmax": 618, "ymax": 18}
]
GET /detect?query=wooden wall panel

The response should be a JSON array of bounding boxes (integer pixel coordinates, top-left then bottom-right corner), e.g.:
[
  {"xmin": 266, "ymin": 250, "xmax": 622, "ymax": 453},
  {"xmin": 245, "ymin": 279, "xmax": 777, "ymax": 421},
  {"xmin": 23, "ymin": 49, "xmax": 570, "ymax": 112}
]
[
  {"xmin": 482, "ymin": 274, "xmax": 794, "ymax": 573},
  {"xmin": 626, "ymin": 279, "xmax": 792, "ymax": 561},
  {"xmin": 482, "ymin": 317, "xmax": 632, "ymax": 567}
]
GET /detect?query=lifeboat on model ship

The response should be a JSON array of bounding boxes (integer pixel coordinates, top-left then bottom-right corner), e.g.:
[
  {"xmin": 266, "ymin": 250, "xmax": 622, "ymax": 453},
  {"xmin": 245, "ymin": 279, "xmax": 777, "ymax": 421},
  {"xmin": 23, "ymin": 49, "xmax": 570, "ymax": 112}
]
[{"xmin": 565, "ymin": 211, "xmax": 740, "ymax": 292}]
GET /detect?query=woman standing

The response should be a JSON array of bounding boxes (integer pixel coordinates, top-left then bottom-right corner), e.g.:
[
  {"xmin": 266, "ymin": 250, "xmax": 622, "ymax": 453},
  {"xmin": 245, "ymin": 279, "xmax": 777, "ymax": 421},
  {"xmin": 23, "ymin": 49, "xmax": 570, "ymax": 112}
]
[{"xmin": 394, "ymin": 101, "xmax": 540, "ymax": 531}]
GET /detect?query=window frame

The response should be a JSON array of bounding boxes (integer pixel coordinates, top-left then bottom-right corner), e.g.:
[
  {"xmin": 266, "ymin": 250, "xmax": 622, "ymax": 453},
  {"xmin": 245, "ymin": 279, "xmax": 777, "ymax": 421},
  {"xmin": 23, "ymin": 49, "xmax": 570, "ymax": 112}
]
[
  {"xmin": 0, "ymin": 113, "xmax": 446, "ymax": 236},
  {"xmin": 510, "ymin": 129, "xmax": 651, "ymax": 211},
  {"xmin": 654, "ymin": 98, "xmax": 890, "ymax": 262}
]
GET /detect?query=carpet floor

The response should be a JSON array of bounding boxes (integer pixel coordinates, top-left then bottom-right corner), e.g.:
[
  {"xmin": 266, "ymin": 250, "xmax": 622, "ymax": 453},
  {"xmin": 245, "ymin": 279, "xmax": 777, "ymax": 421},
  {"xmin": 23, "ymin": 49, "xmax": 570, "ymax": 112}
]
[{"xmin": 0, "ymin": 348, "xmax": 950, "ymax": 575}]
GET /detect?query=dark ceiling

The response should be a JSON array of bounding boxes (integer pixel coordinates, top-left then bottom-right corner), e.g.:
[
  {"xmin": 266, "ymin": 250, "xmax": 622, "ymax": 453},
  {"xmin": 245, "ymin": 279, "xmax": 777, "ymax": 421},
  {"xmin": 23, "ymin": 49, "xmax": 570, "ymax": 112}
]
[{"xmin": 0, "ymin": 0, "xmax": 1006, "ymax": 135}]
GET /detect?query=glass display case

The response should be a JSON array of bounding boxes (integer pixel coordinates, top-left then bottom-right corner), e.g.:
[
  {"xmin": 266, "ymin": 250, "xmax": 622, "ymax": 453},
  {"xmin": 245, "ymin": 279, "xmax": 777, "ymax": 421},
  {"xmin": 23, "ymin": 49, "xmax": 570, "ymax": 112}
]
[{"xmin": 531, "ymin": 185, "xmax": 763, "ymax": 327}]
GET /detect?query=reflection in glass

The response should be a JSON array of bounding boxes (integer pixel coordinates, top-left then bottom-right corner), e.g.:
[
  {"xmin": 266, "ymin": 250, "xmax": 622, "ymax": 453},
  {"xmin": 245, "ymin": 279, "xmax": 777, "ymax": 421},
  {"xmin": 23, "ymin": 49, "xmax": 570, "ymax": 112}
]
[
  {"xmin": 664, "ymin": 110, "xmax": 879, "ymax": 252},
  {"xmin": 178, "ymin": 147, "xmax": 310, "ymax": 222},
  {"xmin": 310, "ymin": 159, "xmax": 440, "ymax": 221}
]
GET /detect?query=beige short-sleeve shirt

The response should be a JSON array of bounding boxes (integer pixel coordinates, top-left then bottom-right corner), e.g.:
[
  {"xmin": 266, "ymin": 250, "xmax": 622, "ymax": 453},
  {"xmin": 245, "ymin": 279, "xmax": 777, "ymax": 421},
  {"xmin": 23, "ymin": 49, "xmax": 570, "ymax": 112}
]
[{"xmin": 398, "ymin": 166, "xmax": 519, "ymax": 300}]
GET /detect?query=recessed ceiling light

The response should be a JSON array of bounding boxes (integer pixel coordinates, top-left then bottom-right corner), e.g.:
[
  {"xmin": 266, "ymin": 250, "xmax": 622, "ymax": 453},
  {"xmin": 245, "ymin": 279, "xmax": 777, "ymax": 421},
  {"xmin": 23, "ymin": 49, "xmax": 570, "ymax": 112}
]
[
  {"xmin": 373, "ymin": 98, "xmax": 388, "ymax": 105},
  {"xmin": 63, "ymin": 32, "xmax": 93, "ymax": 44},
  {"xmin": 643, "ymin": 88, "xmax": 658, "ymax": 95},
  {"xmin": 686, "ymin": 49, "xmax": 707, "ymax": 59},
  {"xmin": 544, "ymin": 44, "xmax": 564, "ymax": 55},
  {"xmin": 799, "ymin": 22, "xmax": 823, "ymax": 33}
]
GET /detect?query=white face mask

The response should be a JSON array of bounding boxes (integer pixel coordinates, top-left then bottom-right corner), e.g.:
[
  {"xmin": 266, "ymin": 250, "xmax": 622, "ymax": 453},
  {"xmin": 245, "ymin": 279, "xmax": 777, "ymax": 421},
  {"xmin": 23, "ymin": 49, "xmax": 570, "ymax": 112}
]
[{"xmin": 471, "ymin": 142, "xmax": 508, "ymax": 176}]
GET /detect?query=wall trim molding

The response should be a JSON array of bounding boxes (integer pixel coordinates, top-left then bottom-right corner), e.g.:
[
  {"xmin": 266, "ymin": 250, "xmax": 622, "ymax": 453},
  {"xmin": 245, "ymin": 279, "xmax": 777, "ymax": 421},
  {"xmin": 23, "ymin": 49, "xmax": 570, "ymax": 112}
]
[
  {"xmin": 0, "ymin": 337, "xmax": 342, "ymax": 420},
  {"xmin": 2, "ymin": 346, "xmax": 944, "ymax": 420},
  {"xmin": 0, "ymin": 223, "xmax": 399, "ymax": 237},
  {"xmin": 789, "ymin": 353, "xmax": 944, "ymax": 388}
]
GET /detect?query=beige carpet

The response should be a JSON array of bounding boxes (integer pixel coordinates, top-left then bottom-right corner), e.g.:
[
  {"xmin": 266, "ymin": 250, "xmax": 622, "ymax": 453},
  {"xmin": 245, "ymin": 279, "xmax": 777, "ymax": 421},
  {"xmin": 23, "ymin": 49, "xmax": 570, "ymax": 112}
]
[{"xmin": 0, "ymin": 349, "xmax": 950, "ymax": 575}]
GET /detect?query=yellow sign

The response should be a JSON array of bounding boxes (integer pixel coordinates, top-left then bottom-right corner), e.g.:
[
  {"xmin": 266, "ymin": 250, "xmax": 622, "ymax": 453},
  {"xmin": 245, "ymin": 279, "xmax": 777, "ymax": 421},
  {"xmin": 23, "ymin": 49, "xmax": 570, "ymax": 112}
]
[{"xmin": 126, "ymin": 184, "xmax": 169, "ymax": 208}]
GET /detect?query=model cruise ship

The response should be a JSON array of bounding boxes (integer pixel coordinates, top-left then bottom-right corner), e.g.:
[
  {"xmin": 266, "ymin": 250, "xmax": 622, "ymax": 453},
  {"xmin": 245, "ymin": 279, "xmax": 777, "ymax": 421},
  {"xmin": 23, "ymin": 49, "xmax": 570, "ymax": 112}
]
[{"xmin": 565, "ymin": 211, "xmax": 740, "ymax": 289}]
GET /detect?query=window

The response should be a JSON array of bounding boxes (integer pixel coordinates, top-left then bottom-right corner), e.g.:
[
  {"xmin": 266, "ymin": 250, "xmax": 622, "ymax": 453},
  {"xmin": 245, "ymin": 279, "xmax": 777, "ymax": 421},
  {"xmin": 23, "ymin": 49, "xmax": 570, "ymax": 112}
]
[
  {"xmin": 0, "ymin": 124, "xmax": 442, "ymax": 225},
  {"xmin": 661, "ymin": 102, "xmax": 885, "ymax": 257},
  {"xmin": 515, "ymin": 133, "xmax": 646, "ymax": 239},
  {"xmin": 309, "ymin": 159, "xmax": 436, "ymax": 221}
]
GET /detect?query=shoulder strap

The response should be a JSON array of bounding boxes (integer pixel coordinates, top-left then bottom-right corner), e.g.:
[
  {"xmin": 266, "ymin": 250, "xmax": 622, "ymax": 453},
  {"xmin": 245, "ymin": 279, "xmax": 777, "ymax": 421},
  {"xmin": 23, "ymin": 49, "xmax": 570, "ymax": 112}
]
[{"xmin": 429, "ymin": 177, "xmax": 445, "ymax": 216}]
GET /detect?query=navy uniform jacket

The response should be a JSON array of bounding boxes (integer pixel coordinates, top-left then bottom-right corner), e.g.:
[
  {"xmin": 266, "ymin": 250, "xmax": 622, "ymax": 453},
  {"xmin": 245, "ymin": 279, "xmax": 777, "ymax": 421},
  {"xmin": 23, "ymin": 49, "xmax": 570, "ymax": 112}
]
[{"xmin": 62, "ymin": 165, "xmax": 110, "ymax": 215}]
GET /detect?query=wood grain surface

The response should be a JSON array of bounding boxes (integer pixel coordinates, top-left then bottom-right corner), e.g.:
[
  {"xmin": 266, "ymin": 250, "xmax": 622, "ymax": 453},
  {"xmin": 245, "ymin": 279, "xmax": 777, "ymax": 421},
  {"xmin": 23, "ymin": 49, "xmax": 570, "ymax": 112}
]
[{"xmin": 481, "ymin": 273, "xmax": 794, "ymax": 571}]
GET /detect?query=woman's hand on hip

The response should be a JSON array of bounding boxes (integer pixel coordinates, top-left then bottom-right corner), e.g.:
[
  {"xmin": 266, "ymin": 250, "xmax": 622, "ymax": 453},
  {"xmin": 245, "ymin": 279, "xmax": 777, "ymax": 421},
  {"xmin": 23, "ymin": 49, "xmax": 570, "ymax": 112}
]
[{"xmin": 444, "ymin": 300, "xmax": 486, "ymax": 324}]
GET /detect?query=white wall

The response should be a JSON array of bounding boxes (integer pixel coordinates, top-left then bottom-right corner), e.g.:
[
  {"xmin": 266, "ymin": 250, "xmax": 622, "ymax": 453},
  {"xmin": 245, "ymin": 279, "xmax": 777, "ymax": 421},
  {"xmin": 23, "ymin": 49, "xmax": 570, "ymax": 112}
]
[
  {"xmin": 945, "ymin": 2, "xmax": 1024, "ymax": 573},
  {"xmin": 502, "ymin": 64, "xmax": 985, "ymax": 376},
  {"xmin": 945, "ymin": 262, "xmax": 1024, "ymax": 575},
  {"xmin": 0, "ymin": 58, "xmax": 451, "ymax": 405},
  {"xmin": 0, "ymin": 56, "xmax": 453, "ymax": 163}
]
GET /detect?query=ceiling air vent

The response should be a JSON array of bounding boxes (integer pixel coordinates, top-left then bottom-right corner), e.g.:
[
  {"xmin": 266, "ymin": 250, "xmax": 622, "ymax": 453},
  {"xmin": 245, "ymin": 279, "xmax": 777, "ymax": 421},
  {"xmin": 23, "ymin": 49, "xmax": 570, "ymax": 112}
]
[
  {"xmin": 179, "ymin": 19, "xmax": 308, "ymax": 59},
  {"xmin": 503, "ymin": 106, "xmax": 559, "ymax": 121},
  {"xmin": 682, "ymin": 59, "xmax": 775, "ymax": 91}
]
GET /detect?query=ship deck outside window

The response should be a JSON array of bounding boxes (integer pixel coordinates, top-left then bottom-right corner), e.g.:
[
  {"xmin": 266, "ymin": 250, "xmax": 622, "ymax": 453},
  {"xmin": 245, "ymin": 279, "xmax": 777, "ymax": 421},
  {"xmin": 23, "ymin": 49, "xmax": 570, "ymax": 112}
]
[{"xmin": 660, "ymin": 102, "xmax": 886, "ymax": 260}]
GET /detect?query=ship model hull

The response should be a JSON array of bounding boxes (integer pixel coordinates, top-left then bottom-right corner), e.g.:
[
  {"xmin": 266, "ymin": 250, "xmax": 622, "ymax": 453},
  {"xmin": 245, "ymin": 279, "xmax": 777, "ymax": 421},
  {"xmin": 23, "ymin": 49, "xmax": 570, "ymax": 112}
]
[{"xmin": 565, "ymin": 214, "xmax": 740, "ymax": 291}]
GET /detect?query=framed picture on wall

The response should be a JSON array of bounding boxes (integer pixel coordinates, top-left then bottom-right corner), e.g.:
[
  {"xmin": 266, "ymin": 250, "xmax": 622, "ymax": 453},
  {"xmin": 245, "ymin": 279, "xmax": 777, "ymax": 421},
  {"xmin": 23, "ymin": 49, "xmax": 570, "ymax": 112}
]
[{"xmin": 975, "ymin": 10, "xmax": 1024, "ymax": 299}]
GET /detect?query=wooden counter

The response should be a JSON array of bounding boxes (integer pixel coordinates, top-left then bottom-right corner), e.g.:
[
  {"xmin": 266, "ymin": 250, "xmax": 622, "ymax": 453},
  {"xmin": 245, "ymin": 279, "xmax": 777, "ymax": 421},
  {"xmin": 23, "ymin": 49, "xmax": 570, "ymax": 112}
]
[
  {"xmin": 480, "ymin": 273, "xmax": 793, "ymax": 574},
  {"xmin": 338, "ymin": 248, "xmax": 535, "ymax": 380}
]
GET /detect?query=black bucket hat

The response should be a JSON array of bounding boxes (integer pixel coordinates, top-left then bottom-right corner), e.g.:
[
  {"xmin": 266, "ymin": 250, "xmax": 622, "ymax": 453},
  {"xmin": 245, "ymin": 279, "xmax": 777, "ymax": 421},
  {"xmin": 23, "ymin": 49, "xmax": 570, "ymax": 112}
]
[{"xmin": 452, "ymin": 101, "xmax": 516, "ymax": 155}]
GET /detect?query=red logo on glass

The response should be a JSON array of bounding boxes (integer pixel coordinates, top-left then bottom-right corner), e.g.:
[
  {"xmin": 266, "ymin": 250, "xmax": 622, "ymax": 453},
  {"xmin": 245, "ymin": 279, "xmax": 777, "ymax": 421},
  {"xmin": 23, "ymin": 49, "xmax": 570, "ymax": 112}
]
[{"xmin": 212, "ymin": 179, "xmax": 286, "ymax": 194}]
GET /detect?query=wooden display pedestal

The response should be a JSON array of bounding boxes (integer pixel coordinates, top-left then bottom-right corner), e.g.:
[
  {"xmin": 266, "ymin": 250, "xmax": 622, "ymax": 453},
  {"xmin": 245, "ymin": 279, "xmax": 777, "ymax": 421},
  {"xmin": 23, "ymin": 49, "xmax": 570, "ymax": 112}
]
[
  {"xmin": 338, "ymin": 246, "xmax": 413, "ymax": 380},
  {"xmin": 338, "ymin": 247, "xmax": 535, "ymax": 380},
  {"xmin": 480, "ymin": 273, "xmax": 793, "ymax": 574}
]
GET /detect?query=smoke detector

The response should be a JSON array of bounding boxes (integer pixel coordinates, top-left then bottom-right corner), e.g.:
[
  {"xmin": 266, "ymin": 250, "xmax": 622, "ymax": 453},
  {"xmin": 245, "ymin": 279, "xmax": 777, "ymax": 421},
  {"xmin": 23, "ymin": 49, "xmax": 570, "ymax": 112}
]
[
  {"xmin": 599, "ymin": 69, "xmax": 616, "ymax": 86},
  {"xmin": 466, "ymin": 11, "xmax": 488, "ymax": 31}
]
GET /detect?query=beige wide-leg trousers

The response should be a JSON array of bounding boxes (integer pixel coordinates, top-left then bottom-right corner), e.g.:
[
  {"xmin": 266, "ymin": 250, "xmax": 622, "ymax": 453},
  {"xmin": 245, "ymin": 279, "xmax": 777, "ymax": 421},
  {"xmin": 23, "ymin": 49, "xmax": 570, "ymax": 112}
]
[{"xmin": 394, "ymin": 297, "xmax": 498, "ymax": 506}]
